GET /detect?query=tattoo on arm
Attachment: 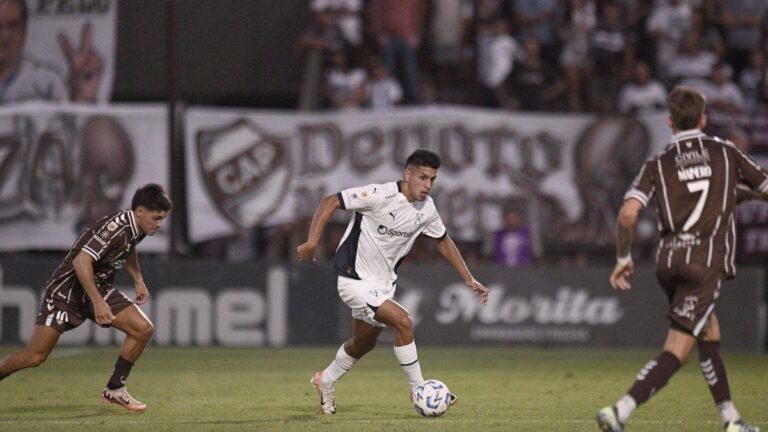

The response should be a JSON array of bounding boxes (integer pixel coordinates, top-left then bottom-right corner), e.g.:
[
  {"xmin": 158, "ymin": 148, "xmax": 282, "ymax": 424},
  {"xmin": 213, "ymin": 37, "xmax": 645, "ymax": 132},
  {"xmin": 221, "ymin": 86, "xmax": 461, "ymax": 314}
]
[{"xmin": 617, "ymin": 224, "xmax": 633, "ymax": 257}]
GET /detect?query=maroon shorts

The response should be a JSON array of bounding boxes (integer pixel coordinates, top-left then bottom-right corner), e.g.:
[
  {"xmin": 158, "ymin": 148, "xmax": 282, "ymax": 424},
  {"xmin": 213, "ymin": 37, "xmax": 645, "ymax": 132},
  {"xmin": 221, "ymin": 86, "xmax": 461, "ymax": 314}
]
[
  {"xmin": 34, "ymin": 285, "xmax": 135, "ymax": 333},
  {"xmin": 657, "ymin": 263, "xmax": 722, "ymax": 337}
]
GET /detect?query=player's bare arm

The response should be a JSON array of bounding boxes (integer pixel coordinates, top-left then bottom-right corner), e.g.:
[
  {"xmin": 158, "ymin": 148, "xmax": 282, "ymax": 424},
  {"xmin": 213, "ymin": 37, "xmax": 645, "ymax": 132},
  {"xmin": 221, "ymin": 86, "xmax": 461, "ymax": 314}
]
[
  {"xmin": 297, "ymin": 194, "xmax": 342, "ymax": 262},
  {"xmin": 72, "ymin": 251, "xmax": 115, "ymax": 325},
  {"xmin": 610, "ymin": 198, "xmax": 643, "ymax": 291},
  {"xmin": 125, "ymin": 250, "xmax": 149, "ymax": 305},
  {"xmin": 434, "ymin": 234, "xmax": 489, "ymax": 304}
]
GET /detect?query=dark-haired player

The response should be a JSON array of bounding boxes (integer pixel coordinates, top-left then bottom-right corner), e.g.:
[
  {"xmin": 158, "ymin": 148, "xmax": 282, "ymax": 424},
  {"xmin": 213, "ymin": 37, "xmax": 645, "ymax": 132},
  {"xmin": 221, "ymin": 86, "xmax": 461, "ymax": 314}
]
[
  {"xmin": 298, "ymin": 149, "xmax": 489, "ymax": 414},
  {"xmin": 0, "ymin": 183, "xmax": 172, "ymax": 412},
  {"xmin": 596, "ymin": 87, "xmax": 766, "ymax": 432}
]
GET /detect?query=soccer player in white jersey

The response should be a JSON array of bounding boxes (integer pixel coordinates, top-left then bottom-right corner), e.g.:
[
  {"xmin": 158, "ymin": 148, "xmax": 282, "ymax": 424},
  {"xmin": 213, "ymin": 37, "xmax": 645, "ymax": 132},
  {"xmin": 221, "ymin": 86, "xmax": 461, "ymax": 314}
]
[{"xmin": 297, "ymin": 149, "xmax": 489, "ymax": 414}]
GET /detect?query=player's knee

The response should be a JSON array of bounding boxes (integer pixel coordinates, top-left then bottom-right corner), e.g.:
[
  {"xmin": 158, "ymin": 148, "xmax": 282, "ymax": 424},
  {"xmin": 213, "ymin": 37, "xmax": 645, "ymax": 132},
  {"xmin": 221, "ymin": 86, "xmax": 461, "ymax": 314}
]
[
  {"xmin": 24, "ymin": 350, "xmax": 49, "ymax": 368},
  {"xmin": 391, "ymin": 314, "xmax": 413, "ymax": 335},
  {"xmin": 135, "ymin": 321, "xmax": 154, "ymax": 342}
]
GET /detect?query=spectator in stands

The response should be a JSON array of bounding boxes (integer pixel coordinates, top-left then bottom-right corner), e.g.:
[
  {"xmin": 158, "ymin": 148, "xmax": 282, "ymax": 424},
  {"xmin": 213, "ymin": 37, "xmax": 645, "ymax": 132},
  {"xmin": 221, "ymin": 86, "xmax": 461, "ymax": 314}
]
[
  {"xmin": 683, "ymin": 62, "xmax": 746, "ymax": 112},
  {"xmin": 0, "ymin": 0, "xmax": 102, "ymax": 103},
  {"xmin": 324, "ymin": 51, "xmax": 366, "ymax": 110},
  {"xmin": 491, "ymin": 207, "xmax": 533, "ymax": 267},
  {"xmin": 367, "ymin": 0, "xmax": 427, "ymax": 104},
  {"xmin": 559, "ymin": 0, "xmax": 596, "ymax": 111},
  {"xmin": 664, "ymin": 34, "xmax": 718, "ymax": 85},
  {"xmin": 513, "ymin": 0, "xmax": 560, "ymax": 69},
  {"xmin": 310, "ymin": 0, "xmax": 363, "ymax": 66},
  {"xmin": 689, "ymin": 7, "xmax": 725, "ymax": 60},
  {"xmin": 646, "ymin": 0, "xmax": 692, "ymax": 81},
  {"xmin": 588, "ymin": 0, "xmax": 630, "ymax": 113},
  {"xmin": 626, "ymin": 0, "xmax": 656, "ymax": 74},
  {"xmin": 297, "ymin": 8, "xmax": 345, "ymax": 56},
  {"xmin": 618, "ymin": 60, "xmax": 667, "ymax": 114},
  {"xmin": 739, "ymin": 50, "xmax": 768, "ymax": 109},
  {"xmin": 365, "ymin": 58, "xmax": 402, "ymax": 109},
  {"xmin": 429, "ymin": 0, "xmax": 470, "ymax": 100},
  {"xmin": 510, "ymin": 36, "xmax": 565, "ymax": 111},
  {"xmin": 721, "ymin": 0, "xmax": 767, "ymax": 78},
  {"xmin": 477, "ymin": 16, "xmax": 519, "ymax": 109}
]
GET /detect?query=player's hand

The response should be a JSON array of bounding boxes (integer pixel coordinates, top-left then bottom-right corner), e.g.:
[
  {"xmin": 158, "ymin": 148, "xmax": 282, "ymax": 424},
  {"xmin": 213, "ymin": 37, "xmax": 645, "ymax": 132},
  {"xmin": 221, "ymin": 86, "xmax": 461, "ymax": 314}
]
[
  {"xmin": 609, "ymin": 260, "xmax": 634, "ymax": 290},
  {"xmin": 58, "ymin": 22, "xmax": 103, "ymax": 102},
  {"xmin": 297, "ymin": 242, "xmax": 317, "ymax": 262},
  {"xmin": 93, "ymin": 299, "xmax": 115, "ymax": 325},
  {"xmin": 134, "ymin": 280, "xmax": 150, "ymax": 305},
  {"xmin": 467, "ymin": 279, "xmax": 489, "ymax": 305}
]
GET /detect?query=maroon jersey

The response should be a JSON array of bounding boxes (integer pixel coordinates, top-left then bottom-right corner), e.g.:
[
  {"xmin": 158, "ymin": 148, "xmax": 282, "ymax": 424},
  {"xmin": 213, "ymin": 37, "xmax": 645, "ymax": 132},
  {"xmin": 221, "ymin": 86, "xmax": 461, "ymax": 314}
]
[
  {"xmin": 626, "ymin": 130, "xmax": 768, "ymax": 276},
  {"xmin": 43, "ymin": 210, "xmax": 145, "ymax": 305}
]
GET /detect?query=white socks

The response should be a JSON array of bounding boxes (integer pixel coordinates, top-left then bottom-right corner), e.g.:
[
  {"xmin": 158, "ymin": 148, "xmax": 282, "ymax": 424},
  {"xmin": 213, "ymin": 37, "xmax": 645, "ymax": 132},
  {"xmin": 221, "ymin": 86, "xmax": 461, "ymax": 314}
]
[
  {"xmin": 615, "ymin": 394, "xmax": 637, "ymax": 423},
  {"xmin": 321, "ymin": 344, "xmax": 358, "ymax": 388},
  {"xmin": 394, "ymin": 341, "xmax": 423, "ymax": 390},
  {"xmin": 717, "ymin": 401, "xmax": 740, "ymax": 424}
]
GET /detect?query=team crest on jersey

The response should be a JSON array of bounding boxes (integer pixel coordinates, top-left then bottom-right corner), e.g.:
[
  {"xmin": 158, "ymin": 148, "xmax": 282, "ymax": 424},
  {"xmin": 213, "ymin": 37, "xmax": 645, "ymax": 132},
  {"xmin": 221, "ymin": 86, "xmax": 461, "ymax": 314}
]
[
  {"xmin": 107, "ymin": 221, "xmax": 118, "ymax": 231},
  {"xmin": 415, "ymin": 213, "xmax": 424, "ymax": 225},
  {"xmin": 673, "ymin": 295, "xmax": 698, "ymax": 321},
  {"xmin": 196, "ymin": 119, "xmax": 291, "ymax": 229}
]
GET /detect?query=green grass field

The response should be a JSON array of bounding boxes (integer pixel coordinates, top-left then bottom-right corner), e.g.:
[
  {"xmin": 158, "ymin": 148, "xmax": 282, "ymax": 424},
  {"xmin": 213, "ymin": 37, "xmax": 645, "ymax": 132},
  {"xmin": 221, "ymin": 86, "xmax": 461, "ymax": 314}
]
[{"xmin": 0, "ymin": 346, "xmax": 765, "ymax": 431}]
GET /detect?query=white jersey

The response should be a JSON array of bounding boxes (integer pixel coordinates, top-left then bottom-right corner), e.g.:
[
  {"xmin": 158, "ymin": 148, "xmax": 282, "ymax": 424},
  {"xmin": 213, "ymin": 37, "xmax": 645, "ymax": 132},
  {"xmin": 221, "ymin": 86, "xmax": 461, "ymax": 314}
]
[
  {"xmin": 334, "ymin": 181, "xmax": 446, "ymax": 283},
  {"xmin": 0, "ymin": 57, "xmax": 67, "ymax": 103}
]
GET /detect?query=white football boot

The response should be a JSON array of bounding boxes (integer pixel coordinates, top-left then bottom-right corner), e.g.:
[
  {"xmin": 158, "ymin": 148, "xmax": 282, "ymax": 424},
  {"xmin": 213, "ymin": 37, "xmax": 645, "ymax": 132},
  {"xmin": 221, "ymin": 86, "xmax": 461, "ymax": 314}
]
[{"xmin": 311, "ymin": 371, "xmax": 336, "ymax": 414}]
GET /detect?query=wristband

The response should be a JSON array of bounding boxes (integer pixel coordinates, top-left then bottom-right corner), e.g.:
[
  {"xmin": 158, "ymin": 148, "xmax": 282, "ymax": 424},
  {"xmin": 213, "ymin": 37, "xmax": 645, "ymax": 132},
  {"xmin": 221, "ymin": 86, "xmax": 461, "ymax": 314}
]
[{"xmin": 616, "ymin": 254, "xmax": 632, "ymax": 266}]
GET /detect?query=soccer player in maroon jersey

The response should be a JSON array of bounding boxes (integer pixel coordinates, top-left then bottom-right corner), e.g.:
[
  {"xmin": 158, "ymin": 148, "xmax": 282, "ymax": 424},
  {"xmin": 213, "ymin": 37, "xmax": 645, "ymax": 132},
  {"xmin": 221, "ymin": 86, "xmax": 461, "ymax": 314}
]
[
  {"xmin": 596, "ymin": 87, "xmax": 765, "ymax": 432},
  {"xmin": 0, "ymin": 184, "xmax": 172, "ymax": 412}
]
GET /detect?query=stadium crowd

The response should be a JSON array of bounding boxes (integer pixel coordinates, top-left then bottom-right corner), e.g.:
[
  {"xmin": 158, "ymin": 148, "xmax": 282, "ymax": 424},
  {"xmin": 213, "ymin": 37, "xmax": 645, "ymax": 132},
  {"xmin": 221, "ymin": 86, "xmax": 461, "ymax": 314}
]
[{"xmin": 299, "ymin": 0, "xmax": 768, "ymax": 114}]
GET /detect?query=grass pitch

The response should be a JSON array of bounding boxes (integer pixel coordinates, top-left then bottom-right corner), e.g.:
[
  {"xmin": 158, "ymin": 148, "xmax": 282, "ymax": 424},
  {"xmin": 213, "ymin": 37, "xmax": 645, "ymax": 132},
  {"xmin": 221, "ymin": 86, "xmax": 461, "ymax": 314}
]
[{"xmin": 0, "ymin": 346, "xmax": 765, "ymax": 431}]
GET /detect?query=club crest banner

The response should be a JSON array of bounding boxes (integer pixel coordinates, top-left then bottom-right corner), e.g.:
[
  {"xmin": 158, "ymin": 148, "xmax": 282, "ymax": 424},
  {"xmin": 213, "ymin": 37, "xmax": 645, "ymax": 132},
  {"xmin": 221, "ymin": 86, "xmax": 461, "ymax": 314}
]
[
  {"xmin": 0, "ymin": 102, "xmax": 169, "ymax": 251},
  {"xmin": 185, "ymin": 106, "xmax": 670, "ymax": 245}
]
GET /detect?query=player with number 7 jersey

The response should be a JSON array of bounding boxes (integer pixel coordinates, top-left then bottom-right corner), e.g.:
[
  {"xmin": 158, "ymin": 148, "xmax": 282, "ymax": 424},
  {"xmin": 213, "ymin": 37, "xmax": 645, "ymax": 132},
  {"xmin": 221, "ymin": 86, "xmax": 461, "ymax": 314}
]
[
  {"xmin": 626, "ymin": 127, "xmax": 768, "ymax": 278},
  {"xmin": 596, "ymin": 87, "xmax": 766, "ymax": 432}
]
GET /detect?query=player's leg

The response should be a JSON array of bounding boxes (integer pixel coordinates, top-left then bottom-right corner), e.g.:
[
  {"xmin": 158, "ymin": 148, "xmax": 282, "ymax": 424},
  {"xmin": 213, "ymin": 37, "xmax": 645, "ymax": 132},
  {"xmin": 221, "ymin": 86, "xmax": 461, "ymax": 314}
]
[
  {"xmin": 311, "ymin": 318, "xmax": 383, "ymax": 414},
  {"xmin": 323, "ymin": 318, "xmax": 383, "ymax": 386},
  {"xmin": 374, "ymin": 299, "xmax": 424, "ymax": 391},
  {"xmin": 598, "ymin": 267, "xmax": 697, "ymax": 432},
  {"xmin": 0, "ymin": 325, "xmax": 61, "ymax": 381},
  {"xmin": 598, "ymin": 328, "xmax": 694, "ymax": 432},
  {"xmin": 100, "ymin": 304, "xmax": 153, "ymax": 412},
  {"xmin": 699, "ymin": 314, "xmax": 759, "ymax": 431}
]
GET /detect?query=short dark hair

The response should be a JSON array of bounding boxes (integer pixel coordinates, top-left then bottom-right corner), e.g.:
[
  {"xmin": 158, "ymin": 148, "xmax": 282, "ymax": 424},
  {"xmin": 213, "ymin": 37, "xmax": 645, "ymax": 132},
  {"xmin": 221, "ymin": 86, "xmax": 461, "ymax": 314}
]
[
  {"xmin": 405, "ymin": 149, "xmax": 441, "ymax": 170},
  {"xmin": 668, "ymin": 86, "xmax": 706, "ymax": 131},
  {"xmin": 131, "ymin": 183, "xmax": 172, "ymax": 212}
]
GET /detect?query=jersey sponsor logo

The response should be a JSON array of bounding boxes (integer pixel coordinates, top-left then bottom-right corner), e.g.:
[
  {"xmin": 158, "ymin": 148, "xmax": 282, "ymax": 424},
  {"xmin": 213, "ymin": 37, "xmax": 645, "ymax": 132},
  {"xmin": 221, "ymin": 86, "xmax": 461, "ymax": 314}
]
[
  {"xmin": 675, "ymin": 148, "xmax": 710, "ymax": 168},
  {"xmin": 377, "ymin": 224, "xmax": 414, "ymax": 238},
  {"xmin": 196, "ymin": 119, "xmax": 291, "ymax": 230},
  {"xmin": 93, "ymin": 231, "xmax": 110, "ymax": 247},
  {"xmin": 677, "ymin": 164, "xmax": 712, "ymax": 181}
]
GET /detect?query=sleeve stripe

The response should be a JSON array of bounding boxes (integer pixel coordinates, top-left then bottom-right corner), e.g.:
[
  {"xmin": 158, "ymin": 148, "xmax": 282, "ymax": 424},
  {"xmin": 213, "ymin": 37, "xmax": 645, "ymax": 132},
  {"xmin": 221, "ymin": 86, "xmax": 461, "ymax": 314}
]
[
  {"xmin": 624, "ymin": 189, "xmax": 649, "ymax": 206},
  {"xmin": 758, "ymin": 178, "xmax": 768, "ymax": 194},
  {"xmin": 336, "ymin": 192, "xmax": 346, "ymax": 210},
  {"xmin": 82, "ymin": 246, "xmax": 100, "ymax": 260}
]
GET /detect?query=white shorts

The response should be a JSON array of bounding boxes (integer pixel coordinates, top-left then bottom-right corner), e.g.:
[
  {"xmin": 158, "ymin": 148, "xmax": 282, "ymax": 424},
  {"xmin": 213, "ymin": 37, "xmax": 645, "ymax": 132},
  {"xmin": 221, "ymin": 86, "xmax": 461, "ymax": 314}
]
[{"xmin": 337, "ymin": 276, "xmax": 398, "ymax": 327}]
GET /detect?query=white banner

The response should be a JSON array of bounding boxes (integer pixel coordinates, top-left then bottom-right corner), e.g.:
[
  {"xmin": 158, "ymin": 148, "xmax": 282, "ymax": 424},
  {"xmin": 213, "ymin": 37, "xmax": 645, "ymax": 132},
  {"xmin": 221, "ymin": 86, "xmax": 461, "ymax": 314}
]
[
  {"xmin": 23, "ymin": 0, "xmax": 117, "ymax": 102},
  {"xmin": 0, "ymin": 102, "xmax": 169, "ymax": 251},
  {"xmin": 185, "ymin": 106, "xmax": 669, "ymax": 244}
]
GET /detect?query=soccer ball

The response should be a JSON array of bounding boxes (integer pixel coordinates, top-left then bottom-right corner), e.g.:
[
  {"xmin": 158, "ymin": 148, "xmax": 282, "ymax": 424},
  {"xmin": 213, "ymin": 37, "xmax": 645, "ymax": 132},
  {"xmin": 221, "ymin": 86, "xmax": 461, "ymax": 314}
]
[{"xmin": 412, "ymin": 379, "xmax": 451, "ymax": 417}]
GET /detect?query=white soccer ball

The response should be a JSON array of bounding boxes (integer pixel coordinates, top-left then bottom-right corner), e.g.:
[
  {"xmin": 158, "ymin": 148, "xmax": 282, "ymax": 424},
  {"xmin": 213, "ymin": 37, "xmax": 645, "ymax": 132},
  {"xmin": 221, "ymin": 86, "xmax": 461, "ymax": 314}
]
[{"xmin": 412, "ymin": 379, "xmax": 451, "ymax": 417}]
